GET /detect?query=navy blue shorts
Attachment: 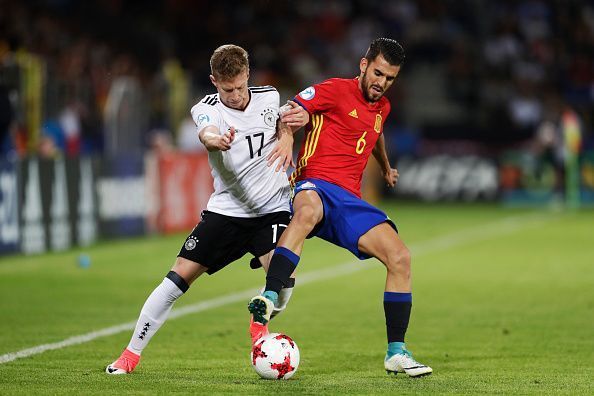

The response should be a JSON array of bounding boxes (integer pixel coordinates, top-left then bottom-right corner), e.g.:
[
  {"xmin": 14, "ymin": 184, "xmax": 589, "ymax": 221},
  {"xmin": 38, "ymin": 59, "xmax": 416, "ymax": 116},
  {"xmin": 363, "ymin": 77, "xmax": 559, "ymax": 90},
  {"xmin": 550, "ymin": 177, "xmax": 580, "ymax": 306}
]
[{"xmin": 292, "ymin": 178, "xmax": 397, "ymax": 259}]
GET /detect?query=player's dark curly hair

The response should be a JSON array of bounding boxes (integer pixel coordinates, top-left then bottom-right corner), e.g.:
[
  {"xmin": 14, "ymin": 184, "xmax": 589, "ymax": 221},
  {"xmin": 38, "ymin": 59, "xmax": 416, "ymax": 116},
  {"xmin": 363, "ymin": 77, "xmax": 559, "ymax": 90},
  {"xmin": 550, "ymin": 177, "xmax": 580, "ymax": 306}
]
[
  {"xmin": 365, "ymin": 38, "xmax": 405, "ymax": 66},
  {"xmin": 210, "ymin": 44, "xmax": 249, "ymax": 80}
]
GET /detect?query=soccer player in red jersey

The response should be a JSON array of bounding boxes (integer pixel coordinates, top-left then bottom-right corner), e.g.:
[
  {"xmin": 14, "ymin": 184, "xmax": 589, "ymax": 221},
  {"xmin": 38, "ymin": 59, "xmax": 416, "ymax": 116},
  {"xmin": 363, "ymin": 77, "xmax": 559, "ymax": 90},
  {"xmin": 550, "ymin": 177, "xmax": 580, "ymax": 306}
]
[{"xmin": 248, "ymin": 38, "xmax": 432, "ymax": 377}]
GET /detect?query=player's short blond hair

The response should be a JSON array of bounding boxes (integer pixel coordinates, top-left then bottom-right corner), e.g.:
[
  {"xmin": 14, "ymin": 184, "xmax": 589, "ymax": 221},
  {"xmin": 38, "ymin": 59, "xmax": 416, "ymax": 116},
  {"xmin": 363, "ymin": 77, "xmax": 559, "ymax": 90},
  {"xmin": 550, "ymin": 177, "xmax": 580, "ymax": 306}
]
[{"xmin": 210, "ymin": 44, "xmax": 249, "ymax": 81}]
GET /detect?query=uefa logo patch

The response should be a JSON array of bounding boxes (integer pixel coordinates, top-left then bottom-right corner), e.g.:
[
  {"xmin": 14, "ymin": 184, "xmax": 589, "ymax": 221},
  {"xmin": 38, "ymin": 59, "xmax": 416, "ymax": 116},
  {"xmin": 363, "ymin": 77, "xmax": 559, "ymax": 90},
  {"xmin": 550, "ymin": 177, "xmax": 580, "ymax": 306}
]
[
  {"xmin": 184, "ymin": 236, "xmax": 198, "ymax": 250},
  {"xmin": 299, "ymin": 86, "xmax": 315, "ymax": 100},
  {"xmin": 197, "ymin": 114, "xmax": 209, "ymax": 123}
]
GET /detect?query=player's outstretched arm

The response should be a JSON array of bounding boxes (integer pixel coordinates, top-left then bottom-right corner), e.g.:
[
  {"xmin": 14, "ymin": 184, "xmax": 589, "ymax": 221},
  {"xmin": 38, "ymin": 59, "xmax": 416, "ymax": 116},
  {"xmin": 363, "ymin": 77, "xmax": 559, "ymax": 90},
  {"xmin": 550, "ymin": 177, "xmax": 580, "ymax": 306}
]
[
  {"xmin": 372, "ymin": 134, "xmax": 399, "ymax": 187},
  {"xmin": 199, "ymin": 125, "xmax": 236, "ymax": 151}
]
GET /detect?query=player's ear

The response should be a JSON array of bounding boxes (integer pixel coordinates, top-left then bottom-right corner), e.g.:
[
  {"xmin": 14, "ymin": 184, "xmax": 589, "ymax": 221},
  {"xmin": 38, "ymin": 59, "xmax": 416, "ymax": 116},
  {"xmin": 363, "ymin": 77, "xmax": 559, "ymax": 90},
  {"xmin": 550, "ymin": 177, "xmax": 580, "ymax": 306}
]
[
  {"xmin": 359, "ymin": 58, "xmax": 368, "ymax": 74},
  {"xmin": 209, "ymin": 74, "xmax": 217, "ymax": 88}
]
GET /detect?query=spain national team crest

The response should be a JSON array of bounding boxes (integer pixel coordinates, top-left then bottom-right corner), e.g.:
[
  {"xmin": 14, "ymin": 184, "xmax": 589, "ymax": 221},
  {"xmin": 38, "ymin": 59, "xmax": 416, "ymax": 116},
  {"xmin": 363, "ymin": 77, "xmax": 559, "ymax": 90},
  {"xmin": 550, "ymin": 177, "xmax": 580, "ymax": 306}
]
[
  {"xmin": 374, "ymin": 114, "xmax": 382, "ymax": 133},
  {"xmin": 261, "ymin": 108, "xmax": 276, "ymax": 127}
]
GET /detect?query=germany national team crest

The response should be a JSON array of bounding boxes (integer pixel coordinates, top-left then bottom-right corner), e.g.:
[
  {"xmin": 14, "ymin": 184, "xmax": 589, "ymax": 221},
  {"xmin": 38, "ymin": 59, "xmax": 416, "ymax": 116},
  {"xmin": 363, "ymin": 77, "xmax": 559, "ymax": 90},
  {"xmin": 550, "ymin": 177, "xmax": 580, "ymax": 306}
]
[
  {"xmin": 261, "ymin": 108, "xmax": 276, "ymax": 127},
  {"xmin": 184, "ymin": 236, "xmax": 198, "ymax": 250}
]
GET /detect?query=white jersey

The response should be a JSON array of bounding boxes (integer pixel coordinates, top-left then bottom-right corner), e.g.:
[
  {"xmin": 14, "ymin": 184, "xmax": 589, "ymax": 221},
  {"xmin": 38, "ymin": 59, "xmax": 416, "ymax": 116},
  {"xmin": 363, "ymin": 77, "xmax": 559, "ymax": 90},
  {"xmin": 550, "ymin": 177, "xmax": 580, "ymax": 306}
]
[{"xmin": 190, "ymin": 86, "xmax": 291, "ymax": 217}]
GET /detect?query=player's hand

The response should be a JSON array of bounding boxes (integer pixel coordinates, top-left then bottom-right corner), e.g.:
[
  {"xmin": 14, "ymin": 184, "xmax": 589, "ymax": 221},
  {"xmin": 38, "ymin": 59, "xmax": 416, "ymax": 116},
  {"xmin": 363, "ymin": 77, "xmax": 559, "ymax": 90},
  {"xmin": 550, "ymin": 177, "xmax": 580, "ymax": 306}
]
[
  {"xmin": 267, "ymin": 128, "xmax": 295, "ymax": 172},
  {"xmin": 384, "ymin": 168, "xmax": 399, "ymax": 188},
  {"xmin": 215, "ymin": 127, "xmax": 236, "ymax": 151},
  {"xmin": 280, "ymin": 101, "xmax": 309, "ymax": 128},
  {"xmin": 201, "ymin": 126, "xmax": 235, "ymax": 151}
]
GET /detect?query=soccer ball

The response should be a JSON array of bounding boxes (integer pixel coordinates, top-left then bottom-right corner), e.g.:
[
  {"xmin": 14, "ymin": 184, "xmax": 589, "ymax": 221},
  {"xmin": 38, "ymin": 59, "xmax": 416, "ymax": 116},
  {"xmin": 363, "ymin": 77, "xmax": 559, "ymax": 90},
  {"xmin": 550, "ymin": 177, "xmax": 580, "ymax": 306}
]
[{"xmin": 251, "ymin": 333, "xmax": 300, "ymax": 380}]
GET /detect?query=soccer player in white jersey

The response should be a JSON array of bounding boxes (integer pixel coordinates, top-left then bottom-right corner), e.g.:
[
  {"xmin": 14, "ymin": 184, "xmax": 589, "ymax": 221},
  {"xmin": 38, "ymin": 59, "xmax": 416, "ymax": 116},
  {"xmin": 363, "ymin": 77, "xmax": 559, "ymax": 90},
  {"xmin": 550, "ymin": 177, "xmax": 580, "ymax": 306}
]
[{"xmin": 106, "ymin": 44, "xmax": 309, "ymax": 374}]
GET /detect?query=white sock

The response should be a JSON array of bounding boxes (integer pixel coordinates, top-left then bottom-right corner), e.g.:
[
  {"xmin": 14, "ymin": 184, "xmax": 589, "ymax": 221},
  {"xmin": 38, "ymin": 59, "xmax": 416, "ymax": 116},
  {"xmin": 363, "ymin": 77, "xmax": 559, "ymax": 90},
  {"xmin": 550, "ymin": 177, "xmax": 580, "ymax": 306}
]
[
  {"xmin": 127, "ymin": 277, "xmax": 185, "ymax": 355},
  {"xmin": 271, "ymin": 286, "xmax": 294, "ymax": 319}
]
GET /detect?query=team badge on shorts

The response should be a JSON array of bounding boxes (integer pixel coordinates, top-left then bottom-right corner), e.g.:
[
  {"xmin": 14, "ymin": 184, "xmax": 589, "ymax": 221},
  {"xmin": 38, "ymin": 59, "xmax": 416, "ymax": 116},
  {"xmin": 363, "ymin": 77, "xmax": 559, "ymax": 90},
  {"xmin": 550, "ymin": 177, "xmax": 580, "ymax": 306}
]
[
  {"xmin": 300, "ymin": 181, "xmax": 317, "ymax": 189},
  {"xmin": 184, "ymin": 236, "xmax": 198, "ymax": 250}
]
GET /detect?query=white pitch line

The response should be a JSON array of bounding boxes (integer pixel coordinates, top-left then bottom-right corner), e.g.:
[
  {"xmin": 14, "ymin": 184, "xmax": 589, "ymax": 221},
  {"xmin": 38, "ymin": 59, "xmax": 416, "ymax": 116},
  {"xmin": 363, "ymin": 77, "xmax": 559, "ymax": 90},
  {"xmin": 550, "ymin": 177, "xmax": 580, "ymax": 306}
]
[{"xmin": 0, "ymin": 211, "xmax": 556, "ymax": 365}]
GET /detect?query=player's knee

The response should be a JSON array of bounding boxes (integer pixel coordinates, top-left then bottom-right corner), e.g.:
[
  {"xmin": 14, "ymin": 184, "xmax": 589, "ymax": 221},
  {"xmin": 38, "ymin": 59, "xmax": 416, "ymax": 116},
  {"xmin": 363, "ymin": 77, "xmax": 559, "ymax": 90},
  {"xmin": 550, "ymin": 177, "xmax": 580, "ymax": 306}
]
[
  {"xmin": 293, "ymin": 205, "xmax": 321, "ymax": 232},
  {"xmin": 171, "ymin": 257, "xmax": 207, "ymax": 286},
  {"xmin": 386, "ymin": 247, "xmax": 411, "ymax": 278}
]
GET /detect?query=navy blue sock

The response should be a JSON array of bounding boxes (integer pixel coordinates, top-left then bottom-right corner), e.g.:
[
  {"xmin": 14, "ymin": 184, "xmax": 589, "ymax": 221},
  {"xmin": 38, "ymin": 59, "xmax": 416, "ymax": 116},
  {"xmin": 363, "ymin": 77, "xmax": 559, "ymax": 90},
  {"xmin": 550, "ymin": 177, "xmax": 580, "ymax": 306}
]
[
  {"xmin": 265, "ymin": 247, "xmax": 300, "ymax": 294},
  {"xmin": 383, "ymin": 292, "xmax": 412, "ymax": 343}
]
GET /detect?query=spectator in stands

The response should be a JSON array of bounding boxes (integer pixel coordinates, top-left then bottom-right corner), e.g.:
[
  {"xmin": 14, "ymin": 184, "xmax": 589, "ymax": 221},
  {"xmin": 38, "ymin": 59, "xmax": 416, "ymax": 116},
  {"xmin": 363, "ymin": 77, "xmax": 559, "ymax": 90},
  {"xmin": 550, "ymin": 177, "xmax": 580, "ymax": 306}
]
[{"xmin": 0, "ymin": 83, "xmax": 13, "ymax": 154}]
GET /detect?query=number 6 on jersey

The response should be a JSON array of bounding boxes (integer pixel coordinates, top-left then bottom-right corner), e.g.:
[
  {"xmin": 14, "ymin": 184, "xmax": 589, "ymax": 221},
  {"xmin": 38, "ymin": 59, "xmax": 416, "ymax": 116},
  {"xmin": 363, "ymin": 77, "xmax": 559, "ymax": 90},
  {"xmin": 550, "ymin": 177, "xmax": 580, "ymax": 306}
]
[{"xmin": 356, "ymin": 131, "xmax": 367, "ymax": 154}]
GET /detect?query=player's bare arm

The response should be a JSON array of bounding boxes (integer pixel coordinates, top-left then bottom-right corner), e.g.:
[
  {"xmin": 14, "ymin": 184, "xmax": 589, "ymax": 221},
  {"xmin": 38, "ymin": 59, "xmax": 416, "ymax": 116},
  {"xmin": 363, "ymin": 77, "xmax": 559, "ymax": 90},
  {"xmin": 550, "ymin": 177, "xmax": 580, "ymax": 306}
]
[
  {"xmin": 267, "ymin": 122, "xmax": 295, "ymax": 172},
  {"xmin": 372, "ymin": 134, "xmax": 399, "ymax": 187},
  {"xmin": 267, "ymin": 101, "xmax": 309, "ymax": 172},
  {"xmin": 199, "ymin": 125, "xmax": 236, "ymax": 151}
]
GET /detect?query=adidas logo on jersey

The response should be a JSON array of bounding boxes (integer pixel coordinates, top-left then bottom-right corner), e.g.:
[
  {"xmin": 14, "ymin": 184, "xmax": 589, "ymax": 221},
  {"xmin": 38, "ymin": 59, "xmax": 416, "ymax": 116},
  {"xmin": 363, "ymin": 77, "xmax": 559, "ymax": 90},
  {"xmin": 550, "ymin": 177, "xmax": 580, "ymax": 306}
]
[{"xmin": 348, "ymin": 109, "xmax": 358, "ymax": 118}]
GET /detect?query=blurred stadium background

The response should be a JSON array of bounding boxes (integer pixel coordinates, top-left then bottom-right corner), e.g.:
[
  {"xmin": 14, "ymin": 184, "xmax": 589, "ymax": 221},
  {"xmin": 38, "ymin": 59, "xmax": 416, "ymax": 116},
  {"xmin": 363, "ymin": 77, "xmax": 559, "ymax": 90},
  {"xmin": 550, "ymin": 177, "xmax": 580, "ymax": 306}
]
[
  {"xmin": 1, "ymin": 0, "xmax": 594, "ymax": 254},
  {"xmin": 1, "ymin": 0, "xmax": 594, "ymax": 255},
  {"xmin": 1, "ymin": 1, "xmax": 594, "ymax": 393}
]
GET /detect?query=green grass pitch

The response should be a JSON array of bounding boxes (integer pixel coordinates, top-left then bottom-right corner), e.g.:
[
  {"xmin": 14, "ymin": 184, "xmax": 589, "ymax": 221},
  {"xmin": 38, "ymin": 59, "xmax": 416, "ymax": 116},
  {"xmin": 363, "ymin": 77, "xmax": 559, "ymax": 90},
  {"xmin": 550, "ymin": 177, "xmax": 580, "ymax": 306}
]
[{"xmin": 1, "ymin": 202, "xmax": 593, "ymax": 395}]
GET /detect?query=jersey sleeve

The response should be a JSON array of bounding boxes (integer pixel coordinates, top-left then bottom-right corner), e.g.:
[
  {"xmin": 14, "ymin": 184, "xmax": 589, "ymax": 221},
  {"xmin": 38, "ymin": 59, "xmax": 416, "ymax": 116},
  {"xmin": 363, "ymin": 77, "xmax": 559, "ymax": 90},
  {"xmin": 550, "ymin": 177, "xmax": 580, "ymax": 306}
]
[
  {"xmin": 293, "ymin": 79, "xmax": 337, "ymax": 114},
  {"xmin": 190, "ymin": 101, "xmax": 221, "ymax": 133}
]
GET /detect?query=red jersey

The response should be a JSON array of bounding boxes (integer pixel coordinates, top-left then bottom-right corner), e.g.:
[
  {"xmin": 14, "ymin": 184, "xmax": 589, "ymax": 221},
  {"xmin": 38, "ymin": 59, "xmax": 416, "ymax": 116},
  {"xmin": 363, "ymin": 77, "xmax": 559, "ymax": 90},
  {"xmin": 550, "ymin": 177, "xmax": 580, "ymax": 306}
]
[{"xmin": 290, "ymin": 78, "xmax": 391, "ymax": 197}]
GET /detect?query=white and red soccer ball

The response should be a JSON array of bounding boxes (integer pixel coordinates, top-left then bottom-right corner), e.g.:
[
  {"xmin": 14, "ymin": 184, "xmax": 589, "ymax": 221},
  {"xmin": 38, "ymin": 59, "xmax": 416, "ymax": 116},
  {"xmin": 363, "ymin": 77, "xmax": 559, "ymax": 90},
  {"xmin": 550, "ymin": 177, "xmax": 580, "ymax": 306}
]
[{"xmin": 251, "ymin": 333, "xmax": 300, "ymax": 380}]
